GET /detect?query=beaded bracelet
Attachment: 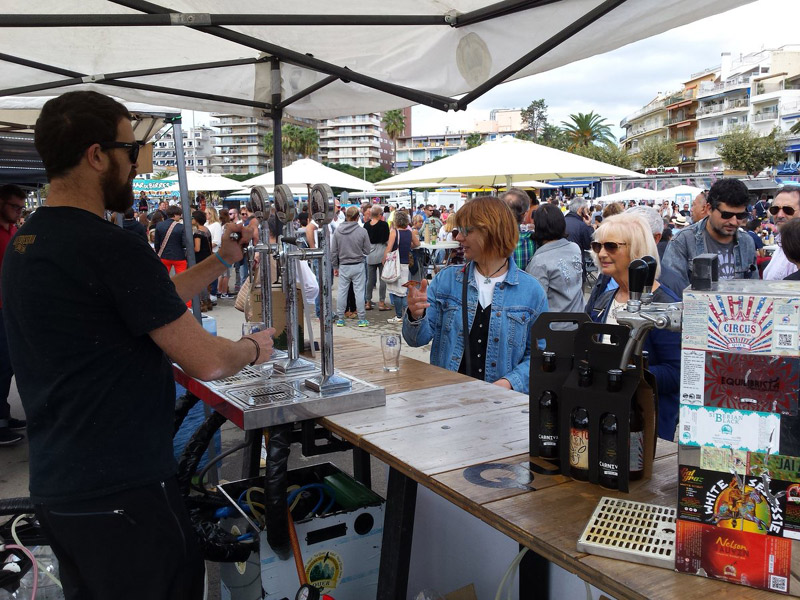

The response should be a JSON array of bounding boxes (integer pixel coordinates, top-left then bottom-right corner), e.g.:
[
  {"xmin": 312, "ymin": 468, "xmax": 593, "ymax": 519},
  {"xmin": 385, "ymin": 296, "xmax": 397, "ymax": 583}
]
[{"xmin": 243, "ymin": 337, "xmax": 260, "ymax": 366}]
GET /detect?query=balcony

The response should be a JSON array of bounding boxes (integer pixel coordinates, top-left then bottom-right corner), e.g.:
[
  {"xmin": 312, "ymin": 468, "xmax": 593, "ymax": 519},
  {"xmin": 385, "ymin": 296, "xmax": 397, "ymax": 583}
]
[
  {"xmin": 626, "ymin": 119, "xmax": 668, "ymax": 138},
  {"xmin": 697, "ymin": 76, "xmax": 751, "ymax": 98},
  {"xmin": 621, "ymin": 98, "xmax": 668, "ymax": 128},
  {"xmin": 665, "ymin": 89, "xmax": 696, "ymax": 106},
  {"xmin": 696, "ymin": 121, "xmax": 747, "ymax": 139},
  {"xmin": 666, "ymin": 114, "xmax": 695, "ymax": 126},
  {"xmin": 696, "ymin": 98, "xmax": 750, "ymax": 117},
  {"xmin": 753, "ymin": 109, "xmax": 779, "ymax": 122}
]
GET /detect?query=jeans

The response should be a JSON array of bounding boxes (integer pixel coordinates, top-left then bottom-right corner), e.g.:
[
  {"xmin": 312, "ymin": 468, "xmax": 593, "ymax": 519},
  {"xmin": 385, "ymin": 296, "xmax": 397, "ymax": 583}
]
[
  {"xmin": 35, "ymin": 478, "xmax": 205, "ymax": 600},
  {"xmin": 389, "ymin": 292, "xmax": 407, "ymax": 318},
  {"xmin": 337, "ymin": 263, "xmax": 366, "ymax": 320},
  {"xmin": 366, "ymin": 262, "xmax": 386, "ymax": 303}
]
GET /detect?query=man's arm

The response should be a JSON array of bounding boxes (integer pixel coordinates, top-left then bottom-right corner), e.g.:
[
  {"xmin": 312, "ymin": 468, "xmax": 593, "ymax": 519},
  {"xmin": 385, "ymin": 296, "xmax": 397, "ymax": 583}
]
[
  {"xmin": 661, "ymin": 231, "xmax": 691, "ymax": 290},
  {"xmin": 171, "ymin": 222, "xmax": 250, "ymax": 302},
  {"xmin": 149, "ymin": 311, "xmax": 274, "ymax": 381}
]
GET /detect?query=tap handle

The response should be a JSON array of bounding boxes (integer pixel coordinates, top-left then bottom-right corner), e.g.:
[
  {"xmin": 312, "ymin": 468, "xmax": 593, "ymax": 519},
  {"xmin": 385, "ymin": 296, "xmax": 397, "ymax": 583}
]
[
  {"xmin": 641, "ymin": 255, "xmax": 657, "ymax": 293},
  {"xmin": 628, "ymin": 258, "xmax": 648, "ymax": 300}
]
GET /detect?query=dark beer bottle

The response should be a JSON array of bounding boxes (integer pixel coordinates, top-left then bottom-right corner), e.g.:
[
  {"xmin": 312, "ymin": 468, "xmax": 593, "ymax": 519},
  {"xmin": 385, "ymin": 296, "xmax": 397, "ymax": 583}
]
[
  {"xmin": 538, "ymin": 352, "xmax": 558, "ymax": 458},
  {"xmin": 598, "ymin": 413, "xmax": 619, "ymax": 489},
  {"xmin": 578, "ymin": 363, "xmax": 593, "ymax": 387},
  {"xmin": 569, "ymin": 407, "xmax": 590, "ymax": 481},
  {"xmin": 629, "ymin": 397, "xmax": 644, "ymax": 481}
]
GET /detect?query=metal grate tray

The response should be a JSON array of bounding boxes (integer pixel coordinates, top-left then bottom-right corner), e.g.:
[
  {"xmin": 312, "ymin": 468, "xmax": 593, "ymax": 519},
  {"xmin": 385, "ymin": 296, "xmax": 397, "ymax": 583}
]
[
  {"xmin": 226, "ymin": 383, "xmax": 307, "ymax": 406},
  {"xmin": 209, "ymin": 365, "xmax": 265, "ymax": 390},
  {"xmin": 577, "ymin": 496, "xmax": 677, "ymax": 569}
]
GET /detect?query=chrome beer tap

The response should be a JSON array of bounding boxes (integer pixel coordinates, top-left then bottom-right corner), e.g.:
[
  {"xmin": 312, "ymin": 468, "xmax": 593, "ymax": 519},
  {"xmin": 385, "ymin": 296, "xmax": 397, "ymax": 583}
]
[{"xmin": 614, "ymin": 257, "xmax": 683, "ymax": 370}]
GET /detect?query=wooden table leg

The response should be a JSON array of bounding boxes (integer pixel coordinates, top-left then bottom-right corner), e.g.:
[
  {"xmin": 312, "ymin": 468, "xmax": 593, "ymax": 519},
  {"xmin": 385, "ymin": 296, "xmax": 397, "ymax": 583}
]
[{"xmin": 377, "ymin": 467, "xmax": 417, "ymax": 600}]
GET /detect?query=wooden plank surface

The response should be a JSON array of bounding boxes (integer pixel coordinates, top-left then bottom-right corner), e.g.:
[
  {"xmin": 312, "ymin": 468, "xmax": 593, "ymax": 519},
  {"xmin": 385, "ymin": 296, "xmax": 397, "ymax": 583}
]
[{"xmin": 321, "ymin": 380, "xmax": 528, "ymax": 443}]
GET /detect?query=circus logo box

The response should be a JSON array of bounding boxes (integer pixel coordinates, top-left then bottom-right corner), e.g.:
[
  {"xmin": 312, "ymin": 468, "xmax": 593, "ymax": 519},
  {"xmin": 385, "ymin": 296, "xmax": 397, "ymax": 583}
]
[
  {"xmin": 682, "ymin": 284, "xmax": 800, "ymax": 357},
  {"xmin": 679, "ymin": 352, "xmax": 799, "ymax": 415}
]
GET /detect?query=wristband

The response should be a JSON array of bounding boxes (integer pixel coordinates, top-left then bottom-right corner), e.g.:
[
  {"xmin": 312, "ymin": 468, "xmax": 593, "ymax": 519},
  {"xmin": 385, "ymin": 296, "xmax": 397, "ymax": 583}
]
[
  {"xmin": 244, "ymin": 336, "xmax": 260, "ymax": 366},
  {"xmin": 214, "ymin": 252, "xmax": 232, "ymax": 269}
]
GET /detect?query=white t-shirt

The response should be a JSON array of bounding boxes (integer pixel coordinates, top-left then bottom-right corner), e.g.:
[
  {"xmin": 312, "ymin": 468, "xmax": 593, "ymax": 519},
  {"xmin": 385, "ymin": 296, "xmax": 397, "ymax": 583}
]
[
  {"xmin": 207, "ymin": 221, "xmax": 222, "ymax": 250},
  {"xmin": 475, "ymin": 271, "xmax": 508, "ymax": 309}
]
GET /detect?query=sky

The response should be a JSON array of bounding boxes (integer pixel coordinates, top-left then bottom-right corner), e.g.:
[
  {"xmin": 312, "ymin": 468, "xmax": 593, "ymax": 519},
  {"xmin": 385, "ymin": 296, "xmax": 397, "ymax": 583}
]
[{"xmin": 410, "ymin": 0, "xmax": 798, "ymax": 139}]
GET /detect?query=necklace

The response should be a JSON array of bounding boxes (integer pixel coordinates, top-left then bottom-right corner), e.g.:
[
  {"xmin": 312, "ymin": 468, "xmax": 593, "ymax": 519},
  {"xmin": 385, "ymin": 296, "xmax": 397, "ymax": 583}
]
[{"xmin": 479, "ymin": 259, "xmax": 508, "ymax": 283}]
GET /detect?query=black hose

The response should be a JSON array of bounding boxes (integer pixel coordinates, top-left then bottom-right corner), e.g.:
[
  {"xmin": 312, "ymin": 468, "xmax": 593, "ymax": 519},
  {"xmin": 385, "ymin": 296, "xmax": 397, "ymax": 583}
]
[
  {"xmin": 192, "ymin": 441, "xmax": 250, "ymax": 496},
  {"xmin": 176, "ymin": 411, "xmax": 228, "ymax": 496},
  {"xmin": 263, "ymin": 423, "xmax": 292, "ymax": 560},
  {"xmin": 0, "ymin": 497, "xmax": 35, "ymax": 517},
  {"xmin": 174, "ymin": 392, "xmax": 202, "ymax": 435}
]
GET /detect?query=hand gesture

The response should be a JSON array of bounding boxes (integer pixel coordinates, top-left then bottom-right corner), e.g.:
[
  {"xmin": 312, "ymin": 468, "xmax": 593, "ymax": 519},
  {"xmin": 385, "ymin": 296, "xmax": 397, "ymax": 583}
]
[
  {"xmin": 219, "ymin": 222, "xmax": 253, "ymax": 265},
  {"xmin": 407, "ymin": 279, "xmax": 430, "ymax": 320},
  {"xmin": 247, "ymin": 327, "xmax": 276, "ymax": 365}
]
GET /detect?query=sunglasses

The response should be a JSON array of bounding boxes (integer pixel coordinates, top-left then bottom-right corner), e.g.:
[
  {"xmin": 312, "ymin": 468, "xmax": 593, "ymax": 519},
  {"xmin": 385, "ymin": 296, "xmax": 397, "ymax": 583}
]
[
  {"xmin": 590, "ymin": 241, "xmax": 628, "ymax": 253},
  {"xmin": 769, "ymin": 205, "xmax": 796, "ymax": 217},
  {"xmin": 99, "ymin": 141, "xmax": 140, "ymax": 163},
  {"xmin": 714, "ymin": 207, "xmax": 749, "ymax": 220},
  {"xmin": 455, "ymin": 226, "xmax": 473, "ymax": 237}
]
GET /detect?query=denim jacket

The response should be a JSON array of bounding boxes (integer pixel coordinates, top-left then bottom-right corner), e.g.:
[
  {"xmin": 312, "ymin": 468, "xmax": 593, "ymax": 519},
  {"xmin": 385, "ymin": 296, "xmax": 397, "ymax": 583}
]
[
  {"xmin": 661, "ymin": 217, "xmax": 757, "ymax": 290},
  {"xmin": 402, "ymin": 259, "xmax": 548, "ymax": 393}
]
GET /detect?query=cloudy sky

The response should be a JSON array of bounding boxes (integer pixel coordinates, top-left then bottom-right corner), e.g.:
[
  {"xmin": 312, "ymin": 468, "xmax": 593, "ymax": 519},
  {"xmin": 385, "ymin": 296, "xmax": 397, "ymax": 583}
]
[{"xmin": 411, "ymin": 0, "xmax": 798, "ymax": 139}]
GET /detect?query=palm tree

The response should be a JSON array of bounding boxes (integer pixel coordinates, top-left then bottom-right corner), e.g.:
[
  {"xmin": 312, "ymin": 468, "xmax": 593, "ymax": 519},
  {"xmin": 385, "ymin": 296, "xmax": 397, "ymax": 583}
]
[
  {"xmin": 382, "ymin": 109, "xmax": 405, "ymax": 173},
  {"xmin": 263, "ymin": 123, "xmax": 318, "ymax": 165},
  {"xmin": 465, "ymin": 132, "xmax": 483, "ymax": 149},
  {"xmin": 560, "ymin": 111, "xmax": 616, "ymax": 150},
  {"xmin": 298, "ymin": 126, "xmax": 319, "ymax": 159}
]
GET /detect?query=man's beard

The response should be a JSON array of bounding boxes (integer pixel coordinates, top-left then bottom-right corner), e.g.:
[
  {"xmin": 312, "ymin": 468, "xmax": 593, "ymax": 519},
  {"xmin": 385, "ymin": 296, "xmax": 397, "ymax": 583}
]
[{"xmin": 102, "ymin": 154, "xmax": 134, "ymax": 213}]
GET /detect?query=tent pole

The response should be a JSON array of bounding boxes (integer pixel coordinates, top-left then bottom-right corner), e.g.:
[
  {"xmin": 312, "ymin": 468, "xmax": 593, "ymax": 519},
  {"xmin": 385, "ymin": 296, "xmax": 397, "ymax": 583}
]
[
  {"xmin": 271, "ymin": 59, "xmax": 283, "ymax": 185},
  {"xmin": 170, "ymin": 116, "xmax": 201, "ymax": 323}
]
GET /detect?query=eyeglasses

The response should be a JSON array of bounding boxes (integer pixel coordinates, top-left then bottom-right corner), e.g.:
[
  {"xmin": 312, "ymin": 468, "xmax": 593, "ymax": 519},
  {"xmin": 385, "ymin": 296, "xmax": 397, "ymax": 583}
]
[
  {"xmin": 4, "ymin": 202, "xmax": 24, "ymax": 211},
  {"xmin": 714, "ymin": 207, "xmax": 749, "ymax": 220},
  {"xmin": 455, "ymin": 226, "xmax": 473, "ymax": 237},
  {"xmin": 98, "ymin": 141, "xmax": 140, "ymax": 163},
  {"xmin": 769, "ymin": 205, "xmax": 796, "ymax": 217},
  {"xmin": 590, "ymin": 241, "xmax": 628, "ymax": 253}
]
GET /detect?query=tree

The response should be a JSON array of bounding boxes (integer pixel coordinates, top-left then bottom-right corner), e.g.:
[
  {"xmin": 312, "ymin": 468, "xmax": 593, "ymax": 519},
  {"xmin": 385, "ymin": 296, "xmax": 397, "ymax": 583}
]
[
  {"xmin": 153, "ymin": 170, "xmax": 171, "ymax": 180},
  {"xmin": 382, "ymin": 109, "xmax": 406, "ymax": 174},
  {"xmin": 560, "ymin": 111, "xmax": 615, "ymax": 150},
  {"xmin": 539, "ymin": 123, "xmax": 570, "ymax": 151},
  {"xmin": 572, "ymin": 143, "xmax": 632, "ymax": 170},
  {"xmin": 465, "ymin": 132, "xmax": 483, "ymax": 149},
  {"xmin": 520, "ymin": 99, "xmax": 548, "ymax": 140},
  {"xmin": 717, "ymin": 126, "xmax": 788, "ymax": 176},
  {"xmin": 263, "ymin": 123, "xmax": 319, "ymax": 165},
  {"xmin": 637, "ymin": 137, "xmax": 679, "ymax": 168},
  {"xmin": 514, "ymin": 131, "xmax": 532, "ymax": 141}
]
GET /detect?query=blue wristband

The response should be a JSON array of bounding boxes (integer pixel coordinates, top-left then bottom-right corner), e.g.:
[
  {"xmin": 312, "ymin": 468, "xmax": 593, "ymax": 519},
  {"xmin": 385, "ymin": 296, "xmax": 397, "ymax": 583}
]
[{"xmin": 214, "ymin": 252, "xmax": 232, "ymax": 269}]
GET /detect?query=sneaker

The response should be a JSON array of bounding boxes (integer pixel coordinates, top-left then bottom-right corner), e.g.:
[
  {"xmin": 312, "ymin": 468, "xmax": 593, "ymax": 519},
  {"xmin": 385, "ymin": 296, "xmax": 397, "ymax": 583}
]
[
  {"xmin": 209, "ymin": 295, "xmax": 218, "ymax": 304},
  {"xmin": 357, "ymin": 319, "xmax": 369, "ymax": 327},
  {"xmin": 387, "ymin": 316, "xmax": 403, "ymax": 324},
  {"xmin": 0, "ymin": 427, "xmax": 23, "ymax": 446},
  {"xmin": 336, "ymin": 319, "xmax": 346, "ymax": 327},
  {"xmin": 8, "ymin": 418, "xmax": 26, "ymax": 431},
  {"xmin": 219, "ymin": 293, "xmax": 234, "ymax": 299}
]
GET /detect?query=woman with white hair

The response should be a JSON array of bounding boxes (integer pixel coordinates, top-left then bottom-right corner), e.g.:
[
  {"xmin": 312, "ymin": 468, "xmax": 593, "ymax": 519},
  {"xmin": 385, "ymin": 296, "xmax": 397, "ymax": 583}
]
[{"xmin": 585, "ymin": 212, "xmax": 681, "ymax": 441}]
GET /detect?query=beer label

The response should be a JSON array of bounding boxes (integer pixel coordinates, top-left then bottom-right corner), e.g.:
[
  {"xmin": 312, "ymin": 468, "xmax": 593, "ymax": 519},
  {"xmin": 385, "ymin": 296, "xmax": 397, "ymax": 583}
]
[
  {"xmin": 679, "ymin": 405, "xmax": 780, "ymax": 452},
  {"xmin": 569, "ymin": 428, "xmax": 589, "ymax": 469},
  {"xmin": 630, "ymin": 431, "xmax": 644, "ymax": 471}
]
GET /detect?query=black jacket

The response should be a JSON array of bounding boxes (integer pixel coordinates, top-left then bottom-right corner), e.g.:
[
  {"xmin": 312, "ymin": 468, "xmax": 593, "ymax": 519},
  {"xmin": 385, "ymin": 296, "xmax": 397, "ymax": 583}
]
[{"xmin": 564, "ymin": 211, "xmax": 593, "ymax": 252}]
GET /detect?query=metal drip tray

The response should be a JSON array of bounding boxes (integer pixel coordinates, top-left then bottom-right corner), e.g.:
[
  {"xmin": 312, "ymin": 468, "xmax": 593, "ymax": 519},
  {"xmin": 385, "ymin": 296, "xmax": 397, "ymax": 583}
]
[
  {"xmin": 209, "ymin": 366, "xmax": 265, "ymax": 389},
  {"xmin": 227, "ymin": 383, "xmax": 307, "ymax": 406},
  {"xmin": 577, "ymin": 496, "xmax": 677, "ymax": 570}
]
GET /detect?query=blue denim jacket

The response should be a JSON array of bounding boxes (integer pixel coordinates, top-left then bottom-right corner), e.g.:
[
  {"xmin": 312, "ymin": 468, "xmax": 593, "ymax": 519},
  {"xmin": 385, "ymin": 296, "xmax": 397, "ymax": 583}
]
[{"xmin": 402, "ymin": 259, "xmax": 548, "ymax": 393}]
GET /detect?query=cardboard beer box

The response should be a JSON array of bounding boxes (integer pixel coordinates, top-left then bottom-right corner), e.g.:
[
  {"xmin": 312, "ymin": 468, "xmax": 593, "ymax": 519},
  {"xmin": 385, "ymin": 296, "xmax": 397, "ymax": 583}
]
[{"xmin": 681, "ymin": 282, "xmax": 800, "ymax": 357}]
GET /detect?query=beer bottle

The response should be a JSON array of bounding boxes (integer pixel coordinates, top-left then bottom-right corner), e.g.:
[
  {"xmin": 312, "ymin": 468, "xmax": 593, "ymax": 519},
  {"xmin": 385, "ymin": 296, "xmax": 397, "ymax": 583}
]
[
  {"xmin": 569, "ymin": 407, "xmax": 590, "ymax": 481},
  {"xmin": 598, "ymin": 413, "xmax": 619, "ymax": 489},
  {"xmin": 630, "ymin": 397, "xmax": 645, "ymax": 481},
  {"xmin": 538, "ymin": 352, "xmax": 559, "ymax": 459}
]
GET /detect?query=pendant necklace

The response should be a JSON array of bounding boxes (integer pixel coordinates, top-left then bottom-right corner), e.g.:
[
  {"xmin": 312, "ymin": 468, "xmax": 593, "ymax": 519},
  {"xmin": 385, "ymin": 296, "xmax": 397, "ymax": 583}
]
[{"xmin": 481, "ymin": 259, "xmax": 508, "ymax": 284}]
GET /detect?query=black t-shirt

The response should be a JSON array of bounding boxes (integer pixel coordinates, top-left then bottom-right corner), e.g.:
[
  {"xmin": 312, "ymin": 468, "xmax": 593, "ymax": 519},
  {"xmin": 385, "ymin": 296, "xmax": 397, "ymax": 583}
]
[
  {"xmin": 1, "ymin": 207, "xmax": 188, "ymax": 501},
  {"xmin": 363, "ymin": 219, "xmax": 390, "ymax": 245}
]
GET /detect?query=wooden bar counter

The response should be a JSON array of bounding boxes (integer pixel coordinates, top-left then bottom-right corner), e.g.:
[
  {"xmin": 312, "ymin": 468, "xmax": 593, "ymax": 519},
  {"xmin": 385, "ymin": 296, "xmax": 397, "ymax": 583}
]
[{"xmin": 320, "ymin": 338, "xmax": 790, "ymax": 600}]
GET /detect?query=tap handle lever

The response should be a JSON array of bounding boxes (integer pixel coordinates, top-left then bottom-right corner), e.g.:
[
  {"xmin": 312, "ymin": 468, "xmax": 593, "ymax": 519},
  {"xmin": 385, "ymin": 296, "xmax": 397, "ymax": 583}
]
[
  {"xmin": 641, "ymin": 255, "xmax": 657, "ymax": 294},
  {"xmin": 628, "ymin": 258, "xmax": 648, "ymax": 301}
]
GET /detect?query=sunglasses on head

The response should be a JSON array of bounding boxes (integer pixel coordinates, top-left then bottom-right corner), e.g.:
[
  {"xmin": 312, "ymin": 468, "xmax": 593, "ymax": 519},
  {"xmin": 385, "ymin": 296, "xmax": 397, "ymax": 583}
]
[
  {"xmin": 590, "ymin": 241, "xmax": 628, "ymax": 253},
  {"xmin": 98, "ymin": 141, "xmax": 140, "ymax": 163},
  {"xmin": 769, "ymin": 205, "xmax": 796, "ymax": 216},
  {"xmin": 714, "ymin": 207, "xmax": 749, "ymax": 220}
]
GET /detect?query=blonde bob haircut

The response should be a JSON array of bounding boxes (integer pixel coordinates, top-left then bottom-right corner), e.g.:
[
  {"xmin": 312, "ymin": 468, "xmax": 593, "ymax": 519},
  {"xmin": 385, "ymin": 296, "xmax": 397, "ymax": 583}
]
[
  {"xmin": 593, "ymin": 212, "xmax": 661, "ymax": 280},
  {"xmin": 451, "ymin": 196, "xmax": 519, "ymax": 260}
]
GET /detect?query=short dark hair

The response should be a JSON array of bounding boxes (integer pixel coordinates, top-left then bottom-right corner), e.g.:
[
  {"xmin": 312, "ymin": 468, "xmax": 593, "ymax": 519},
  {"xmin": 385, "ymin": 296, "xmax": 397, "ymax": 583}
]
[
  {"xmin": 746, "ymin": 218, "xmax": 761, "ymax": 232},
  {"xmin": 34, "ymin": 91, "xmax": 131, "ymax": 180},
  {"xmin": 0, "ymin": 184, "xmax": 25, "ymax": 203},
  {"xmin": 780, "ymin": 219, "xmax": 800, "ymax": 264},
  {"xmin": 192, "ymin": 209, "xmax": 206, "ymax": 225},
  {"xmin": 123, "ymin": 207, "xmax": 135, "ymax": 219},
  {"xmin": 297, "ymin": 211, "xmax": 309, "ymax": 227},
  {"xmin": 661, "ymin": 227, "xmax": 673, "ymax": 242},
  {"xmin": 708, "ymin": 178, "xmax": 749, "ymax": 210},
  {"xmin": 532, "ymin": 203, "xmax": 566, "ymax": 243},
  {"xmin": 166, "ymin": 205, "xmax": 182, "ymax": 218}
]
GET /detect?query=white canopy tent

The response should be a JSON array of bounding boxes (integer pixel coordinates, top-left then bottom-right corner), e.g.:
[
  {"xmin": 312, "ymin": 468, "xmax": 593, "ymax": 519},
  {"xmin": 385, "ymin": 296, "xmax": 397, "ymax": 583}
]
[
  {"xmin": 596, "ymin": 186, "xmax": 663, "ymax": 204},
  {"xmin": 654, "ymin": 184, "xmax": 705, "ymax": 203},
  {"xmin": 376, "ymin": 137, "xmax": 643, "ymax": 188},
  {"xmin": 242, "ymin": 159, "xmax": 375, "ymax": 191}
]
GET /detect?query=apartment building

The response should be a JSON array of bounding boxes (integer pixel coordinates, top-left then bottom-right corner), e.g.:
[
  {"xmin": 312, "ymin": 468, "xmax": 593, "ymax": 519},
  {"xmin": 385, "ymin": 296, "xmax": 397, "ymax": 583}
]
[
  {"xmin": 152, "ymin": 126, "xmax": 214, "ymax": 173},
  {"xmin": 317, "ymin": 108, "xmax": 409, "ymax": 171},
  {"xmin": 209, "ymin": 114, "xmax": 271, "ymax": 175},
  {"xmin": 621, "ymin": 46, "xmax": 800, "ymax": 174}
]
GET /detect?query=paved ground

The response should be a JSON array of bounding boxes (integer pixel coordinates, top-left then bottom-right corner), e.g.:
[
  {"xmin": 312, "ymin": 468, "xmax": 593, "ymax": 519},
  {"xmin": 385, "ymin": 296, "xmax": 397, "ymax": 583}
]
[{"xmin": 0, "ymin": 281, "xmax": 430, "ymax": 597}]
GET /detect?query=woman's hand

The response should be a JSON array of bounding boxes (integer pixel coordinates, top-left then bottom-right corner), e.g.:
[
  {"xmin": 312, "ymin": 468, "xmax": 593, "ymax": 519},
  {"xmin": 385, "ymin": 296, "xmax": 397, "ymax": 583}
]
[
  {"xmin": 407, "ymin": 279, "xmax": 429, "ymax": 320},
  {"xmin": 493, "ymin": 378, "xmax": 512, "ymax": 389}
]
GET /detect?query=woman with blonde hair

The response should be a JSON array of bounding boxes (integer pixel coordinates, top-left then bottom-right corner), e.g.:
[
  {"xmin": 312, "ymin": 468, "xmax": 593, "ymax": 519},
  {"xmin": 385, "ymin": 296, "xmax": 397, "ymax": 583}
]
[
  {"xmin": 585, "ymin": 212, "xmax": 680, "ymax": 440},
  {"xmin": 404, "ymin": 196, "xmax": 547, "ymax": 394}
]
